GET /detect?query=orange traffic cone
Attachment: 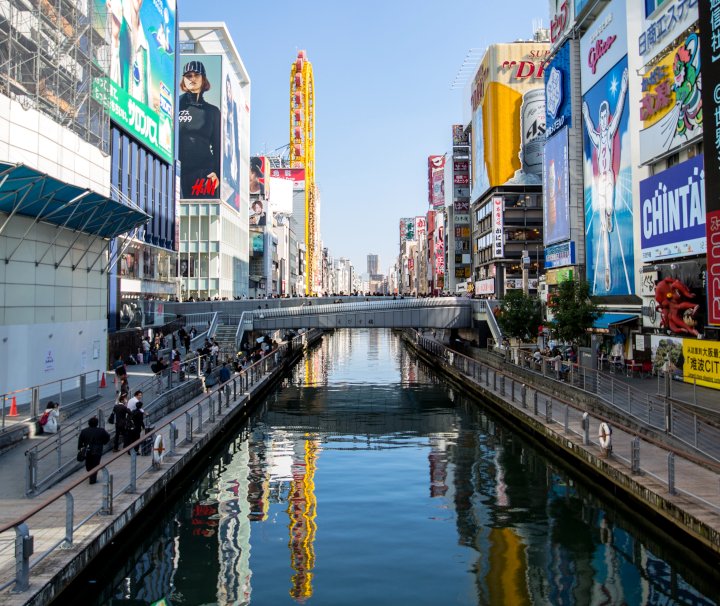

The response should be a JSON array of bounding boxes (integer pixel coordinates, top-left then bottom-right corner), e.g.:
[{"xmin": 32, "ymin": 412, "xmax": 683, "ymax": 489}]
[
  {"xmin": 100, "ymin": 372, "xmax": 107, "ymax": 388},
  {"xmin": 8, "ymin": 396, "xmax": 18, "ymax": 417}
]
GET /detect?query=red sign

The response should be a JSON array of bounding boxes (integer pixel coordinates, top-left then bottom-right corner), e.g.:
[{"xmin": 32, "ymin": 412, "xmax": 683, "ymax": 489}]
[
  {"xmin": 707, "ymin": 209, "xmax": 720, "ymax": 325},
  {"xmin": 454, "ymin": 174, "xmax": 469, "ymax": 185},
  {"xmin": 269, "ymin": 167, "xmax": 305, "ymax": 190}
]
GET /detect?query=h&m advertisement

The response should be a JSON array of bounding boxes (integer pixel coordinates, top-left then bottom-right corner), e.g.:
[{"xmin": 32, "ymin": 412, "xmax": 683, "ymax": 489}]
[
  {"xmin": 640, "ymin": 155, "xmax": 706, "ymax": 261},
  {"xmin": 580, "ymin": 0, "xmax": 634, "ymax": 296},
  {"xmin": 470, "ymin": 43, "xmax": 549, "ymax": 199},
  {"xmin": 639, "ymin": 30, "xmax": 702, "ymax": 165},
  {"xmin": 92, "ymin": 0, "xmax": 176, "ymax": 163},
  {"xmin": 178, "ymin": 54, "xmax": 222, "ymax": 201},
  {"xmin": 543, "ymin": 126, "xmax": 571, "ymax": 245}
]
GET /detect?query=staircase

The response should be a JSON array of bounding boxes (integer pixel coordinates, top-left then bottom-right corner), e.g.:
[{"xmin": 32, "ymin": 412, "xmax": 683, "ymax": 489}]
[{"xmin": 214, "ymin": 324, "xmax": 238, "ymax": 356}]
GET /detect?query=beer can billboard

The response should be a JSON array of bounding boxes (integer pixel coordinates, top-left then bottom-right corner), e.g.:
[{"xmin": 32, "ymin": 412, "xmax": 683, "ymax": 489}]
[
  {"xmin": 91, "ymin": 0, "xmax": 176, "ymax": 163},
  {"xmin": 178, "ymin": 54, "xmax": 223, "ymax": 201},
  {"xmin": 469, "ymin": 43, "xmax": 549, "ymax": 200}
]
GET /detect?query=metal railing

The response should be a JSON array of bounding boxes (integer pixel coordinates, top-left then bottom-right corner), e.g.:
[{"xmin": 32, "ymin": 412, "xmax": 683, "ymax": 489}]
[
  {"xmin": 23, "ymin": 354, "xmax": 211, "ymax": 496},
  {"xmin": 1, "ymin": 370, "xmax": 101, "ymax": 430},
  {"xmin": 0, "ymin": 331, "xmax": 314, "ymax": 594},
  {"xmin": 412, "ymin": 331, "xmax": 720, "ymax": 512}
]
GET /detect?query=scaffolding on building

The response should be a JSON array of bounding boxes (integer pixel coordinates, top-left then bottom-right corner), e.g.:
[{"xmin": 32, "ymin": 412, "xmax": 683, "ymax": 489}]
[{"xmin": 0, "ymin": 0, "xmax": 110, "ymax": 153}]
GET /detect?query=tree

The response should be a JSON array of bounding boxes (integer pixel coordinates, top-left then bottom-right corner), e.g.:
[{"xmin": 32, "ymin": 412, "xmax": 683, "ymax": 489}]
[
  {"xmin": 546, "ymin": 279, "xmax": 602, "ymax": 345},
  {"xmin": 497, "ymin": 290, "xmax": 542, "ymax": 342}
]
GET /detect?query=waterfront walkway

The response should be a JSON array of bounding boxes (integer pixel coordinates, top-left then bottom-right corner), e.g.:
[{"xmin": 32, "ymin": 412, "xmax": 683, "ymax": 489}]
[{"xmin": 0, "ymin": 333, "xmax": 719, "ymax": 604}]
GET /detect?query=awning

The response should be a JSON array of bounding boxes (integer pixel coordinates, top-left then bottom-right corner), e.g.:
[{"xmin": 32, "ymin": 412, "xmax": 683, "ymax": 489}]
[
  {"xmin": 592, "ymin": 313, "xmax": 639, "ymax": 331},
  {"xmin": 0, "ymin": 162, "xmax": 149, "ymax": 239}
]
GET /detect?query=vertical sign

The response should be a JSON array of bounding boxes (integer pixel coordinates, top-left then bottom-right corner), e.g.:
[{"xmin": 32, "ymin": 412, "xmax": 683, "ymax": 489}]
[
  {"xmin": 699, "ymin": 0, "xmax": 720, "ymax": 325},
  {"xmin": 492, "ymin": 196, "xmax": 504, "ymax": 258}
]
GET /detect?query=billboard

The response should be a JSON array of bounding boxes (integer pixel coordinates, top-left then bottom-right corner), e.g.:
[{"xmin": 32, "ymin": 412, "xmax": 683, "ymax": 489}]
[
  {"xmin": 222, "ymin": 68, "xmax": 243, "ymax": 210},
  {"xmin": 545, "ymin": 241, "xmax": 576, "ymax": 268},
  {"xmin": 638, "ymin": 0, "xmax": 699, "ymax": 64},
  {"xmin": 250, "ymin": 156, "xmax": 268, "ymax": 198},
  {"xmin": 699, "ymin": 0, "xmax": 720, "ymax": 325},
  {"xmin": 543, "ymin": 126, "xmax": 571, "ymax": 245},
  {"xmin": 639, "ymin": 31, "xmax": 703, "ymax": 165},
  {"xmin": 92, "ymin": 0, "xmax": 176, "ymax": 163},
  {"xmin": 415, "ymin": 216, "xmax": 427, "ymax": 240},
  {"xmin": 640, "ymin": 155, "xmax": 706, "ymax": 261},
  {"xmin": 579, "ymin": 0, "xmax": 628, "ymax": 95},
  {"xmin": 452, "ymin": 124, "xmax": 469, "ymax": 146},
  {"xmin": 470, "ymin": 43, "xmax": 549, "ymax": 199},
  {"xmin": 269, "ymin": 167, "xmax": 305, "ymax": 190},
  {"xmin": 400, "ymin": 218, "xmax": 415, "ymax": 243},
  {"xmin": 435, "ymin": 213, "xmax": 445, "ymax": 278},
  {"xmin": 249, "ymin": 199, "xmax": 266, "ymax": 226},
  {"xmin": 545, "ymin": 40, "xmax": 573, "ymax": 138},
  {"xmin": 492, "ymin": 196, "xmax": 504, "ymax": 258},
  {"xmin": 582, "ymin": 56, "xmax": 635, "ymax": 295},
  {"xmin": 549, "ymin": 0, "xmax": 574, "ymax": 50},
  {"xmin": 178, "ymin": 54, "xmax": 222, "ymax": 200},
  {"xmin": 428, "ymin": 156, "xmax": 446, "ymax": 208},
  {"xmin": 683, "ymin": 339, "xmax": 720, "ymax": 389}
]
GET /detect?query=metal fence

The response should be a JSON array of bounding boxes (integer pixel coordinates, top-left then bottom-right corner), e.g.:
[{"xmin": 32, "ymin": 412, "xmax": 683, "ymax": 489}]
[
  {"xmin": 0, "ymin": 331, "xmax": 313, "ymax": 594},
  {"xmin": 414, "ymin": 333, "xmax": 720, "ymax": 484},
  {"xmin": 1, "ymin": 371, "xmax": 101, "ymax": 430}
]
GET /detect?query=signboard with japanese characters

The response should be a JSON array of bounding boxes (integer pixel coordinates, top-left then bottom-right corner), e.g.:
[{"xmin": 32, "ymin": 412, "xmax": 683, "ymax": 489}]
[{"xmin": 492, "ymin": 196, "xmax": 504, "ymax": 258}]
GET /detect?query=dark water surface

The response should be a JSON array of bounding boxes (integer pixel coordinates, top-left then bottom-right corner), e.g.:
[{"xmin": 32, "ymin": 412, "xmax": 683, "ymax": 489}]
[{"xmin": 83, "ymin": 329, "xmax": 719, "ymax": 605}]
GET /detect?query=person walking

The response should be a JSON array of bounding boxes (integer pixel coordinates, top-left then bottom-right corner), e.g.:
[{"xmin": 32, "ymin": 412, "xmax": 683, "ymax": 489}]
[
  {"xmin": 125, "ymin": 404, "xmax": 146, "ymax": 453},
  {"xmin": 127, "ymin": 390, "xmax": 143, "ymax": 412},
  {"xmin": 77, "ymin": 417, "xmax": 110, "ymax": 484},
  {"xmin": 111, "ymin": 394, "xmax": 130, "ymax": 451}
]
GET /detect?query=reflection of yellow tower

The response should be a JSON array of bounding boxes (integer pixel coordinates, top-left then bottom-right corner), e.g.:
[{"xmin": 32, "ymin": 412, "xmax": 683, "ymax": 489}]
[
  {"xmin": 290, "ymin": 50, "xmax": 317, "ymax": 295},
  {"xmin": 287, "ymin": 436, "xmax": 318, "ymax": 601}
]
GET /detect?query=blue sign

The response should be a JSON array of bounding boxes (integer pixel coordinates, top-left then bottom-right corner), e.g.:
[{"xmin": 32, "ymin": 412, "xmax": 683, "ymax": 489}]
[
  {"xmin": 639, "ymin": 155, "xmax": 706, "ymax": 261},
  {"xmin": 545, "ymin": 241, "xmax": 576, "ymax": 268},
  {"xmin": 545, "ymin": 41, "xmax": 572, "ymax": 138}
]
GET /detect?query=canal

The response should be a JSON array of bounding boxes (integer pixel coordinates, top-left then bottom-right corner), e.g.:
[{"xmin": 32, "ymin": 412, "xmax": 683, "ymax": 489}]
[{"xmin": 78, "ymin": 329, "xmax": 719, "ymax": 605}]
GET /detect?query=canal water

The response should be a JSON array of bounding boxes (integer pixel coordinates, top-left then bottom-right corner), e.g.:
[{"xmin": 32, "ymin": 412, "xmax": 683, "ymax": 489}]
[{"xmin": 81, "ymin": 329, "xmax": 719, "ymax": 605}]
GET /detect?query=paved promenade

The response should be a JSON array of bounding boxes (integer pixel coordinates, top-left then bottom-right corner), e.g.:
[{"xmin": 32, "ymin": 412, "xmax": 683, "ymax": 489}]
[{"xmin": 0, "ymin": 334, "xmax": 719, "ymax": 604}]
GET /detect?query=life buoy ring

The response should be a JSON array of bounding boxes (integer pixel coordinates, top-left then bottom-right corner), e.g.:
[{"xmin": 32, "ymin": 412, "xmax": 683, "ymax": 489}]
[
  {"xmin": 152, "ymin": 433, "xmax": 166, "ymax": 465},
  {"xmin": 598, "ymin": 422, "xmax": 612, "ymax": 451}
]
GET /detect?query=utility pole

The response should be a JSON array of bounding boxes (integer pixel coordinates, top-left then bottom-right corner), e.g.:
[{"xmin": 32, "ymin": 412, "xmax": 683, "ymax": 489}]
[{"xmin": 522, "ymin": 249, "xmax": 531, "ymax": 295}]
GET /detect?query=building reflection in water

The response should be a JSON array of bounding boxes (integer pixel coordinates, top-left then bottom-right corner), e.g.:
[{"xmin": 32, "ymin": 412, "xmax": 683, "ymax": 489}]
[{"xmin": 92, "ymin": 329, "xmax": 719, "ymax": 606}]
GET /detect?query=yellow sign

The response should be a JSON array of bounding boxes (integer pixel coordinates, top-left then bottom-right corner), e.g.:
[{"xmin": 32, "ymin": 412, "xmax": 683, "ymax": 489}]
[{"xmin": 683, "ymin": 339, "xmax": 720, "ymax": 389}]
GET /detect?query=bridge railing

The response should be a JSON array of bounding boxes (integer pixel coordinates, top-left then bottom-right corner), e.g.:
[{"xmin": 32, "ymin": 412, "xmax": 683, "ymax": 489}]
[{"xmin": 411, "ymin": 330, "xmax": 720, "ymax": 511}]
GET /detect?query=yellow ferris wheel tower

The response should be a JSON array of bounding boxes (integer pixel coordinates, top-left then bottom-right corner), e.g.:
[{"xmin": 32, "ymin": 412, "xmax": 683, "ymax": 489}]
[{"xmin": 290, "ymin": 50, "xmax": 318, "ymax": 295}]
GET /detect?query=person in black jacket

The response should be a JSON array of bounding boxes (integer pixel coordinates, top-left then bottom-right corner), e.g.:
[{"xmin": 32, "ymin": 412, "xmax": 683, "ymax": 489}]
[
  {"xmin": 178, "ymin": 60, "xmax": 221, "ymax": 199},
  {"xmin": 112, "ymin": 394, "xmax": 130, "ymax": 452},
  {"xmin": 125, "ymin": 405, "xmax": 146, "ymax": 453},
  {"xmin": 78, "ymin": 417, "xmax": 110, "ymax": 484}
]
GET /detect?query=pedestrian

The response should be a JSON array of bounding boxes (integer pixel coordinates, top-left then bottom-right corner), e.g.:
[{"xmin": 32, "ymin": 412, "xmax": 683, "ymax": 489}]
[
  {"xmin": 41, "ymin": 401, "xmax": 60, "ymax": 434},
  {"xmin": 77, "ymin": 417, "xmax": 110, "ymax": 484},
  {"xmin": 553, "ymin": 351, "xmax": 564, "ymax": 380},
  {"xmin": 127, "ymin": 390, "xmax": 143, "ymax": 412},
  {"xmin": 113, "ymin": 354, "xmax": 127, "ymax": 383},
  {"xmin": 125, "ymin": 404, "xmax": 146, "ymax": 453},
  {"xmin": 141, "ymin": 337, "xmax": 151, "ymax": 364},
  {"xmin": 111, "ymin": 394, "xmax": 130, "ymax": 451},
  {"xmin": 219, "ymin": 362, "xmax": 231, "ymax": 384}
]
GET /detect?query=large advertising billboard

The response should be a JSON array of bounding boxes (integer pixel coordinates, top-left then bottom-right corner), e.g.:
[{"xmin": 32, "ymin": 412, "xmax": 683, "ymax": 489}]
[
  {"xmin": 699, "ymin": 0, "xmax": 720, "ymax": 325},
  {"xmin": 269, "ymin": 167, "xmax": 305, "ymax": 190},
  {"xmin": 400, "ymin": 218, "xmax": 415, "ymax": 243},
  {"xmin": 470, "ymin": 43, "xmax": 549, "ymax": 199},
  {"xmin": 582, "ymin": 57, "xmax": 635, "ymax": 295},
  {"xmin": 639, "ymin": 0, "xmax": 699, "ymax": 64},
  {"xmin": 640, "ymin": 155, "xmax": 706, "ymax": 261},
  {"xmin": 178, "ymin": 54, "xmax": 222, "ymax": 200},
  {"xmin": 639, "ymin": 30, "xmax": 703, "ymax": 165},
  {"xmin": 579, "ymin": 0, "xmax": 627, "ymax": 95},
  {"xmin": 428, "ymin": 156, "xmax": 446, "ymax": 208},
  {"xmin": 543, "ymin": 126, "xmax": 570, "ymax": 245},
  {"xmin": 92, "ymin": 0, "xmax": 176, "ymax": 163},
  {"xmin": 250, "ymin": 156, "xmax": 268, "ymax": 199},
  {"xmin": 549, "ymin": 0, "xmax": 574, "ymax": 50},
  {"xmin": 222, "ymin": 68, "xmax": 244, "ymax": 210},
  {"xmin": 545, "ymin": 40, "xmax": 573, "ymax": 138}
]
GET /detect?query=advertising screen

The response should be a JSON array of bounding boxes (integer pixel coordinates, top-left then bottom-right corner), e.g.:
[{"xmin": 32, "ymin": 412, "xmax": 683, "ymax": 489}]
[
  {"xmin": 639, "ymin": 30, "xmax": 702, "ymax": 165},
  {"xmin": 470, "ymin": 43, "xmax": 548, "ymax": 199},
  {"xmin": 178, "ymin": 54, "xmax": 223, "ymax": 200},
  {"xmin": 640, "ymin": 155, "xmax": 706, "ymax": 261},
  {"xmin": 543, "ymin": 127, "xmax": 570, "ymax": 245},
  {"xmin": 91, "ymin": 0, "xmax": 176, "ymax": 163},
  {"xmin": 582, "ymin": 56, "xmax": 635, "ymax": 295},
  {"xmin": 250, "ymin": 156, "xmax": 268, "ymax": 198},
  {"xmin": 700, "ymin": 0, "xmax": 720, "ymax": 324},
  {"xmin": 222, "ymin": 67, "xmax": 244, "ymax": 210}
]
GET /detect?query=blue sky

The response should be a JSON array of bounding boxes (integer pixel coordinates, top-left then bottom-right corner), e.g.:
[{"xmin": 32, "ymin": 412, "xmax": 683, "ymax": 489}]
[{"xmin": 182, "ymin": 0, "xmax": 546, "ymax": 275}]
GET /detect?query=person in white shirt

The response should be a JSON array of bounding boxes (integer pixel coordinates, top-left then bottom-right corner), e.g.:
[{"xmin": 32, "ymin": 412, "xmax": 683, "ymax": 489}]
[{"xmin": 127, "ymin": 390, "xmax": 143, "ymax": 412}]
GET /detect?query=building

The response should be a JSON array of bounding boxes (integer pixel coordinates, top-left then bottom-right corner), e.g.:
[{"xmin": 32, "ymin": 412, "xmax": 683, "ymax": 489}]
[
  {"xmin": 446, "ymin": 125, "xmax": 472, "ymax": 294},
  {"xmin": 177, "ymin": 23, "xmax": 251, "ymax": 300},
  {"xmin": 469, "ymin": 39, "xmax": 549, "ymax": 299},
  {"xmin": 0, "ymin": 0, "xmax": 148, "ymax": 390},
  {"xmin": 367, "ymin": 254, "xmax": 379, "ymax": 276}
]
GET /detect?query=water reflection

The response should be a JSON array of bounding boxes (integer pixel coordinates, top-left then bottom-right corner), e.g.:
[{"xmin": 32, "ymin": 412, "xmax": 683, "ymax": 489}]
[{"xmin": 85, "ymin": 329, "xmax": 719, "ymax": 606}]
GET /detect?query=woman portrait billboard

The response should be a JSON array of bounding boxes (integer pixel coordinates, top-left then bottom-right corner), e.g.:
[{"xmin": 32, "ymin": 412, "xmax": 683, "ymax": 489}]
[{"xmin": 178, "ymin": 56, "xmax": 222, "ymax": 200}]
